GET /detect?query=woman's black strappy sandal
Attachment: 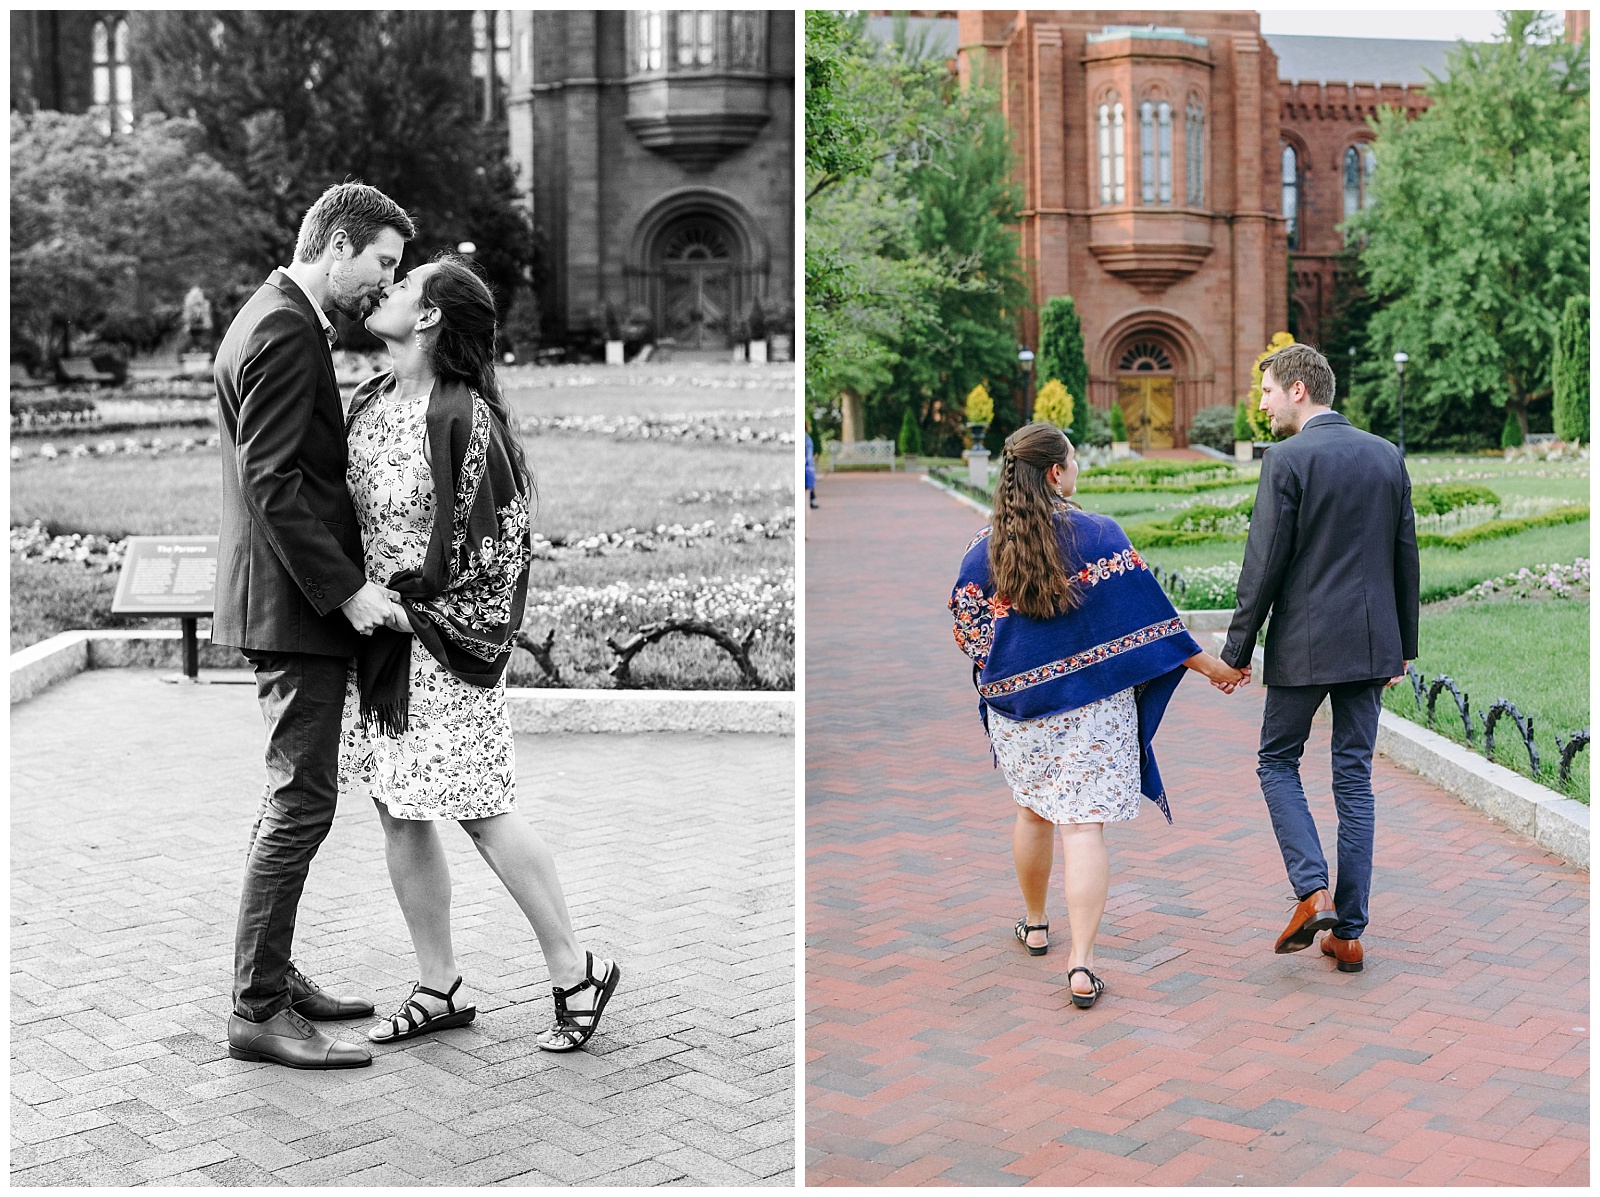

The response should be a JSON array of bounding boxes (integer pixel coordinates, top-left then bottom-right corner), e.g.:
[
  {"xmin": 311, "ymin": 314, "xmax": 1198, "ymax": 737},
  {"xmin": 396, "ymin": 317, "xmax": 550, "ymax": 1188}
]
[
  {"xmin": 537, "ymin": 951, "xmax": 621, "ymax": 1053},
  {"xmin": 1067, "ymin": 967, "xmax": 1106, "ymax": 1010},
  {"xmin": 1014, "ymin": 918, "xmax": 1049, "ymax": 956},
  {"xmin": 368, "ymin": 976, "xmax": 477, "ymax": 1042}
]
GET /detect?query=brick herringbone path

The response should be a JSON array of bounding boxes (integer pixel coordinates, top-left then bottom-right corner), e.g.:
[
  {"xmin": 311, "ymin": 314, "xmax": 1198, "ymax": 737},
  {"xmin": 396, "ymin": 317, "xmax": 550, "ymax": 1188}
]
[
  {"xmin": 805, "ymin": 473, "xmax": 1588, "ymax": 1187},
  {"xmin": 12, "ymin": 671, "xmax": 793, "ymax": 1186}
]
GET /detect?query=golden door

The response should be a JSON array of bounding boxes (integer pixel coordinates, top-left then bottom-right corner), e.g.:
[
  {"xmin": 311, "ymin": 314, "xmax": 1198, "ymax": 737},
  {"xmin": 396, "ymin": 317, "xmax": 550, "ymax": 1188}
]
[{"xmin": 1115, "ymin": 376, "xmax": 1175, "ymax": 450}]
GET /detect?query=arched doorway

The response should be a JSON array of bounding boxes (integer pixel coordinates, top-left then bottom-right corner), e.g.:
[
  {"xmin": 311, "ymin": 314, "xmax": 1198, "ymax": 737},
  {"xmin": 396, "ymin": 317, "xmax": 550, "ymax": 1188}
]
[
  {"xmin": 655, "ymin": 215, "xmax": 738, "ymax": 350},
  {"xmin": 1114, "ymin": 339, "xmax": 1177, "ymax": 449}
]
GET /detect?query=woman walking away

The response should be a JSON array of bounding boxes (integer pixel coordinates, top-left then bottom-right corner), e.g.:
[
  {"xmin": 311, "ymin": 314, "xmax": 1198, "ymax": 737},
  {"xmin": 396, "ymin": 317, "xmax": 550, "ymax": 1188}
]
[
  {"xmin": 949, "ymin": 423, "xmax": 1242, "ymax": 1008},
  {"xmin": 340, "ymin": 254, "xmax": 619, "ymax": 1052}
]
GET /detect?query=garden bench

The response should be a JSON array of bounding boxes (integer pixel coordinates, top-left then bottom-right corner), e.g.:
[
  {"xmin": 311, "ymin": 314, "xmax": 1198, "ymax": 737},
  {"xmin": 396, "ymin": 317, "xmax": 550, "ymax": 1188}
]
[
  {"xmin": 10, "ymin": 363, "xmax": 49, "ymax": 390},
  {"xmin": 57, "ymin": 357, "xmax": 117, "ymax": 385},
  {"xmin": 828, "ymin": 439, "xmax": 897, "ymax": 471}
]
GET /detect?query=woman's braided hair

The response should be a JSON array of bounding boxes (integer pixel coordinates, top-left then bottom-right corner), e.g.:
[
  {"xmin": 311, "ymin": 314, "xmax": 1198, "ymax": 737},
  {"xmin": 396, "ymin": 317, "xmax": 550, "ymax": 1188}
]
[{"xmin": 987, "ymin": 422, "xmax": 1080, "ymax": 619}]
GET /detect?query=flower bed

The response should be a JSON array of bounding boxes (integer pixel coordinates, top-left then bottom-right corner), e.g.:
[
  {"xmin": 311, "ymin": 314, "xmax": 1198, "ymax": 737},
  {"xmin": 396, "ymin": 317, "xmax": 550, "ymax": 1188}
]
[
  {"xmin": 531, "ymin": 509, "xmax": 795, "ymax": 560},
  {"xmin": 1464, "ymin": 557, "xmax": 1590, "ymax": 602},
  {"xmin": 520, "ymin": 409, "xmax": 794, "ymax": 445}
]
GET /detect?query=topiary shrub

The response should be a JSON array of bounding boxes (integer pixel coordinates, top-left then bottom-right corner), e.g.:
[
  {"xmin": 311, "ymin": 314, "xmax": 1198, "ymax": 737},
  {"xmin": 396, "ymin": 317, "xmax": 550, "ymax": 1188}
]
[
  {"xmin": 1233, "ymin": 399, "xmax": 1254, "ymax": 442},
  {"xmin": 965, "ymin": 383, "xmax": 994, "ymax": 426},
  {"xmin": 1033, "ymin": 378, "xmax": 1075, "ymax": 430},
  {"xmin": 897, "ymin": 406, "xmax": 923, "ymax": 456},
  {"xmin": 1554, "ymin": 295, "xmax": 1589, "ymax": 443},
  {"xmin": 1108, "ymin": 401, "xmax": 1128, "ymax": 442},
  {"xmin": 1077, "ymin": 402, "xmax": 1112, "ymax": 448},
  {"xmin": 1187, "ymin": 404, "xmax": 1238, "ymax": 453},
  {"xmin": 1038, "ymin": 297, "xmax": 1089, "ymax": 417},
  {"xmin": 1500, "ymin": 409, "xmax": 1524, "ymax": 449},
  {"xmin": 1410, "ymin": 482, "xmax": 1500, "ymax": 517}
]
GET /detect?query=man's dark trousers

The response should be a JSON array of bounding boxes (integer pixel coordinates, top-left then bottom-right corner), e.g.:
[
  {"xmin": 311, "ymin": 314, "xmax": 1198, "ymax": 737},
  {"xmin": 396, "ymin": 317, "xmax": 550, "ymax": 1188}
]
[
  {"xmin": 1258, "ymin": 679, "xmax": 1385, "ymax": 940},
  {"xmin": 233, "ymin": 651, "xmax": 350, "ymax": 1020}
]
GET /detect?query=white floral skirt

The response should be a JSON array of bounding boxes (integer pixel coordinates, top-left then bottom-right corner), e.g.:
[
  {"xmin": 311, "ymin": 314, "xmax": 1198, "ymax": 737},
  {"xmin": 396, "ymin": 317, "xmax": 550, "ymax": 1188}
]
[
  {"xmin": 988, "ymin": 687, "xmax": 1142, "ymax": 824},
  {"xmin": 338, "ymin": 651, "xmax": 517, "ymax": 821}
]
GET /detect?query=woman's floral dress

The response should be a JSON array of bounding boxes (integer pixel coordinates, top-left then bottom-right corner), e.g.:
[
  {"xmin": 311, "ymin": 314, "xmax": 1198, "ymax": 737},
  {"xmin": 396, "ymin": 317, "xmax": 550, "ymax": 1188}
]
[
  {"xmin": 987, "ymin": 690, "xmax": 1142, "ymax": 824},
  {"xmin": 337, "ymin": 383, "xmax": 517, "ymax": 821}
]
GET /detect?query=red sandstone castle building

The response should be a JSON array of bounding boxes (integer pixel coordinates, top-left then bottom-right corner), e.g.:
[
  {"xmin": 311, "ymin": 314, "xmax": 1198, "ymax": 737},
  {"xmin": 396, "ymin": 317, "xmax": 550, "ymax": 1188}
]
[{"xmin": 878, "ymin": 11, "xmax": 1585, "ymax": 448}]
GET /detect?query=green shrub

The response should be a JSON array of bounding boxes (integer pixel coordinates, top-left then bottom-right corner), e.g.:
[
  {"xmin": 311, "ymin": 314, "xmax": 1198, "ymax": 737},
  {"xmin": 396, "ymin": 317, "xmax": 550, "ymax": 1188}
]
[
  {"xmin": 1500, "ymin": 409, "xmax": 1524, "ymax": 448},
  {"xmin": 1076, "ymin": 402, "xmax": 1112, "ymax": 448},
  {"xmin": 1410, "ymin": 482, "xmax": 1500, "ymax": 517},
  {"xmin": 1554, "ymin": 295, "xmax": 1589, "ymax": 443},
  {"xmin": 1416, "ymin": 504, "xmax": 1588, "ymax": 549},
  {"xmin": 1233, "ymin": 399, "xmax": 1254, "ymax": 442},
  {"xmin": 1038, "ymin": 296, "xmax": 1089, "ymax": 423},
  {"xmin": 1187, "ymin": 404, "xmax": 1238, "ymax": 453},
  {"xmin": 1108, "ymin": 402, "xmax": 1128, "ymax": 441},
  {"xmin": 1033, "ymin": 378, "xmax": 1075, "ymax": 430},
  {"xmin": 897, "ymin": 406, "xmax": 923, "ymax": 456}
]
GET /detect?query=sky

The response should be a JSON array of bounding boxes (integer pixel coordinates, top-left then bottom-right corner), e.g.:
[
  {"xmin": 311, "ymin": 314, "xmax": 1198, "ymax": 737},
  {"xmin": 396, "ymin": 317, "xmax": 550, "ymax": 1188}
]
[{"xmin": 1255, "ymin": 10, "xmax": 1509, "ymax": 41}]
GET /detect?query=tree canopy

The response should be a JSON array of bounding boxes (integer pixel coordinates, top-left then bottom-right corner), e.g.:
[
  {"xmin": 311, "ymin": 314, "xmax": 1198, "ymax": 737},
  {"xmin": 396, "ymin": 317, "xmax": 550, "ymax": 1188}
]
[{"xmin": 1347, "ymin": 11, "xmax": 1589, "ymax": 445}]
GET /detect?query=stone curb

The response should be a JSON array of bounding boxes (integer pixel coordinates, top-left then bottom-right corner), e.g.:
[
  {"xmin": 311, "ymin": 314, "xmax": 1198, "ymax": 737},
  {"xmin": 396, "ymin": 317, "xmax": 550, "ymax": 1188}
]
[
  {"xmin": 1204, "ymin": 632, "xmax": 1588, "ymax": 871},
  {"xmin": 921, "ymin": 469, "xmax": 1589, "ymax": 869},
  {"xmin": 8, "ymin": 629, "xmax": 794, "ymax": 734}
]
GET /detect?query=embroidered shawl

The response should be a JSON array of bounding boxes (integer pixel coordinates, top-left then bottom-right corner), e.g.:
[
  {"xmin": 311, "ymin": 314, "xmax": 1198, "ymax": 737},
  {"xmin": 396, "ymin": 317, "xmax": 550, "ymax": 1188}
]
[
  {"xmin": 949, "ymin": 509, "xmax": 1201, "ymax": 820},
  {"xmin": 349, "ymin": 373, "xmax": 533, "ymax": 736}
]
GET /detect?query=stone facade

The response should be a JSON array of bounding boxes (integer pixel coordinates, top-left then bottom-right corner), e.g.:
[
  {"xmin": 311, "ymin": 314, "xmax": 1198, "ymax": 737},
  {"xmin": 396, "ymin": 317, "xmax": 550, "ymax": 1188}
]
[{"xmin": 507, "ymin": 11, "xmax": 795, "ymax": 356}]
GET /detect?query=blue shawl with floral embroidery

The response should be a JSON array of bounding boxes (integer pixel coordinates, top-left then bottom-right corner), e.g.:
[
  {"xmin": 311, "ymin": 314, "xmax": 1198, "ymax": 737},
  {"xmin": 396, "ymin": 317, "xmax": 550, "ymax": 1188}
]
[{"xmin": 949, "ymin": 508, "xmax": 1201, "ymax": 821}]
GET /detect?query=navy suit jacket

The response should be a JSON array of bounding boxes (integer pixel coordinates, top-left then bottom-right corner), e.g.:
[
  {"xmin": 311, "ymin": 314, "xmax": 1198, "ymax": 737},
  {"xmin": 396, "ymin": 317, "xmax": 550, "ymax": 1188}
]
[{"xmin": 211, "ymin": 270, "xmax": 368, "ymax": 656}]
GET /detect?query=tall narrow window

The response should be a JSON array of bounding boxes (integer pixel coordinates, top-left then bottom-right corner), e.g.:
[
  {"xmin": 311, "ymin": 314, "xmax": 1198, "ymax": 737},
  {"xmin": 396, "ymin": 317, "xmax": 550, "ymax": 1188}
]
[
  {"xmin": 728, "ymin": 12, "xmax": 761, "ymax": 68},
  {"xmin": 1361, "ymin": 144, "xmax": 1377, "ymax": 208},
  {"xmin": 1140, "ymin": 101, "xmax": 1155, "ymax": 204},
  {"xmin": 112, "ymin": 20, "xmax": 133, "ymax": 134},
  {"xmin": 1281, "ymin": 144, "xmax": 1299, "ymax": 249},
  {"xmin": 1112, "ymin": 102, "xmax": 1125, "ymax": 204},
  {"xmin": 91, "ymin": 21, "xmax": 111, "ymax": 137},
  {"xmin": 1157, "ymin": 101, "xmax": 1172, "ymax": 204},
  {"xmin": 638, "ymin": 11, "xmax": 664, "ymax": 72},
  {"xmin": 677, "ymin": 11, "xmax": 714, "ymax": 67},
  {"xmin": 1098, "ymin": 103, "xmax": 1112, "ymax": 205},
  {"xmin": 1185, "ymin": 103, "xmax": 1204, "ymax": 205},
  {"xmin": 1343, "ymin": 145, "xmax": 1362, "ymax": 225}
]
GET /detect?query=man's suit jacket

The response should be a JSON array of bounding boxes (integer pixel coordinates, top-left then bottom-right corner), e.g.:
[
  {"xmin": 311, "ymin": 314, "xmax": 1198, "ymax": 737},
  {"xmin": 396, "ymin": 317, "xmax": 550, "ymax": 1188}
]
[
  {"xmin": 1222, "ymin": 412, "xmax": 1420, "ymax": 687},
  {"xmin": 212, "ymin": 270, "xmax": 368, "ymax": 657}
]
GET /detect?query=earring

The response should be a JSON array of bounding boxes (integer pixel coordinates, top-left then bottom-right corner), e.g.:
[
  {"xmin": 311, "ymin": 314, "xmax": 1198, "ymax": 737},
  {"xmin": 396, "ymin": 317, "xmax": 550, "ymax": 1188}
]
[{"xmin": 414, "ymin": 331, "xmax": 424, "ymax": 350}]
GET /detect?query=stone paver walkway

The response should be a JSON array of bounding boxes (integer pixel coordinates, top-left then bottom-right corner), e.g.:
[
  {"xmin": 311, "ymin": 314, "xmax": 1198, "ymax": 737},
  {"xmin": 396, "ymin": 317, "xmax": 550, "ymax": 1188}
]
[
  {"xmin": 806, "ymin": 473, "xmax": 1588, "ymax": 1187},
  {"xmin": 12, "ymin": 670, "xmax": 793, "ymax": 1186}
]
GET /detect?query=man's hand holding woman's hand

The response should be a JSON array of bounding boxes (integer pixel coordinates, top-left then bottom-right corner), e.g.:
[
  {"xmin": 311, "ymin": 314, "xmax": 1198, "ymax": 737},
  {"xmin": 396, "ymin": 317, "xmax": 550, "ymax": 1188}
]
[
  {"xmin": 1185, "ymin": 650, "xmax": 1250, "ymax": 694},
  {"xmin": 381, "ymin": 601, "xmax": 411, "ymax": 634},
  {"xmin": 341, "ymin": 580, "xmax": 402, "ymax": 635}
]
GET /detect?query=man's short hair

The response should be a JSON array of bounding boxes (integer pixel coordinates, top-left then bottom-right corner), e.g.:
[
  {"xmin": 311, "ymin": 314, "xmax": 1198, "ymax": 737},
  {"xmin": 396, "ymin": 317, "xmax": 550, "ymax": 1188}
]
[
  {"xmin": 294, "ymin": 182, "xmax": 416, "ymax": 263},
  {"xmin": 1261, "ymin": 342, "xmax": 1335, "ymax": 407}
]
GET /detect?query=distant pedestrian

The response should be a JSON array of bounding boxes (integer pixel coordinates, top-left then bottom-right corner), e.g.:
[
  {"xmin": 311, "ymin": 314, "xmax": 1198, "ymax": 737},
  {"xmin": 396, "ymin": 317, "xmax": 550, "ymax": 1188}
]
[
  {"xmin": 344, "ymin": 254, "xmax": 620, "ymax": 1052},
  {"xmin": 1221, "ymin": 343, "xmax": 1419, "ymax": 973},
  {"xmin": 950, "ymin": 423, "xmax": 1243, "ymax": 1008},
  {"xmin": 215, "ymin": 181, "xmax": 415, "ymax": 1070},
  {"xmin": 805, "ymin": 417, "xmax": 818, "ymax": 509}
]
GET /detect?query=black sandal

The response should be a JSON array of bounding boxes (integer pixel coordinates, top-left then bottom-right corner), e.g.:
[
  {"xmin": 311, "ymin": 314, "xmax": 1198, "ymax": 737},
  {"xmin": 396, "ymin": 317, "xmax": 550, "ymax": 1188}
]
[
  {"xmin": 368, "ymin": 977, "xmax": 477, "ymax": 1043},
  {"xmin": 1014, "ymin": 918, "xmax": 1049, "ymax": 956},
  {"xmin": 1067, "ymin": 967, "xmax": 1105, "ymax": 1010},
  {"xmin": 537, "ymin": 952, "xmax": 621, "ymax": 1053}
]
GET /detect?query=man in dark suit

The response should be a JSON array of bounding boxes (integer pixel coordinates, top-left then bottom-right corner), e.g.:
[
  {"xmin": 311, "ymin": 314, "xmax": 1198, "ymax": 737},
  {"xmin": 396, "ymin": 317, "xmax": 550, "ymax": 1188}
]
[
  {"xmin": 1222, "ymin": 343, "xmax": 1419, "ymax": 974},
  {"xmin": 214, "ymin": 183, "xmax": 415, "ymax": 1068}
]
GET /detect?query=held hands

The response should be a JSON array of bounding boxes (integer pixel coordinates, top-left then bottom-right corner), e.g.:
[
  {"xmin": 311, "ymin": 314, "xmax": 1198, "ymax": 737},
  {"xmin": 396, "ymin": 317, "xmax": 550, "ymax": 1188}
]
[
  {"xmin": 1186, "ymin": 650, "xmax": 1250, "ymax": 694},
  {"xmin": 340, "ymin": 580, "xmax": 401, "ymax": 636},
  {"xmin": 381, "ymin": 600, "xmax": 411, "ymax": 635}
]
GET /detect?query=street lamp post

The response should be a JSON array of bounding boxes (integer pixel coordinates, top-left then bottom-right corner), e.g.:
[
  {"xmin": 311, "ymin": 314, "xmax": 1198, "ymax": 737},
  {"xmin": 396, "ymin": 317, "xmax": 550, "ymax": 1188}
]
[
  {"xmin": 1018, "ymin": 346, "xmax": 1036, "ymax": 423},
  {"xmin": 1392, "ymin": 351, "xmax": 1408, "ymax": 457}
]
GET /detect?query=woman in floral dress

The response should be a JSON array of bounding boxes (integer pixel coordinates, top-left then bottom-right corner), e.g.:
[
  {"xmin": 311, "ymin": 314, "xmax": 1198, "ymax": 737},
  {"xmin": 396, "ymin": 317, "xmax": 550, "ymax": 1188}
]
[
  {"xmin": 339, "ymin": 255, "xmax": 619, "ymax": 1051},
  {"xmin": 950, "ymin": 423, "xmax": 1243, "ymax": 1008}
]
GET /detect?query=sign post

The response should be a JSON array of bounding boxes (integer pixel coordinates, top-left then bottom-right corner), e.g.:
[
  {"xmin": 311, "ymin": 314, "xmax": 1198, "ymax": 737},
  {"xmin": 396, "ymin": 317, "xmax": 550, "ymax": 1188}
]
[{"xmin": 110, "ymin": 536, "xmax": 220, "ymax": 684}]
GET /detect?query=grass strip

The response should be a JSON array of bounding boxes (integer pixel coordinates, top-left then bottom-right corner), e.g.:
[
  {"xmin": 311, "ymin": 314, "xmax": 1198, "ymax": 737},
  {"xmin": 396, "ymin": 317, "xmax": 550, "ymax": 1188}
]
[{"xmin": 1415, "ymin": 505, "xmax": 1589, "ymax": 549}]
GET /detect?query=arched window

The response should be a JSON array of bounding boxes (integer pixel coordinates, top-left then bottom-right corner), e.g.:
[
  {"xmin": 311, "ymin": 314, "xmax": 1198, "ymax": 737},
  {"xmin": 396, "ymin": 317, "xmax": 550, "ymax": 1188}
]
[
  {"xmin": 1157, "ymin": 101, "xmax": 1172, "ymax": 204},
  {"xmin": 91, "ymin": 21, "xmax": 111, "ymax": 137},
  {"xmin": 1139, "ymin": 101, "xmax": 1155, "ymax": 203},
  {"xmin": 1342, "ymin": 144, "xmax": 1377, "ymax": 240},
  {"xmin": 637, "ymin": 11, "xmax": 664, "ymax": 72},
  {"xmin": 1098, "ymin": 96, "xmax": 1125, "ymax": 205},
  {"xmin": 1185, "ymin": 102, "xmax": 1204, "ymax": 205},
  {"xmin": 1117, "ymin": 341, "xmax": 1174, "ymax": 372},
  {"xmin": 1282, "ymin": 143, "xmax": 1299, "ymax": 250},
  {"xmin": 112, "ymin": 19, "xmax": 132, "ymax": 135},
  {"xmin": 1362, "ymin": 144, "xmax": 1376, "ymax": 208}
]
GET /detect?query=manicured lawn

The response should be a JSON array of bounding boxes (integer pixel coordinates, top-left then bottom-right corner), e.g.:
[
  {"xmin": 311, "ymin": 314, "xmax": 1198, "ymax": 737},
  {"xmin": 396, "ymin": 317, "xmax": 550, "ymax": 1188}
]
[
  {"xmin": 11, "ymin": 365, "xmax": 797, "ymax": 688},
  {"xmin": 1386, "ymin": 598, "xmax": 1590, "ymax": 802}
]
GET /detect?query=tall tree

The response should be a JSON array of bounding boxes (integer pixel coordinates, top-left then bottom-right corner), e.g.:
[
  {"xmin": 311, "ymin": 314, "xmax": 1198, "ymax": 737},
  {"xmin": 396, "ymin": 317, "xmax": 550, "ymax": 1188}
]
[
  {"xmin": 1553, "ymin": 295, "xmax": 1589, "ymax": 442},
  {"xmin": 1038, "ymin": 296, "xmax": 1089, "ymax": 434},
  {"xmin": 133, "ymin": 11, "xmax": 537, "ymax": 335},
  {"xmin": 1348, "ymin": 11, "xmax": 1589, "ymax": 443}
]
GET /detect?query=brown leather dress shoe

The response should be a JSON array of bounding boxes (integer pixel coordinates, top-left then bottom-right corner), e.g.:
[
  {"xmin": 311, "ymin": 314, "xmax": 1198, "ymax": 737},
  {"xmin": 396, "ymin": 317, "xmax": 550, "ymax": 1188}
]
[
  {"xmin": 1274, "ymin": 888, "xmax": 1338, "ymax": 954},
  {"xmin": 1320, "ymin": 932, "xmax": 1364, "ymax": 972},
  {"xmin": 288, "ymin": 962, "xmax": 375, "ymax": 1021},
  {"xmin": 227, "ymin": 1009, "xmax": 372, "ymax": 1069}
]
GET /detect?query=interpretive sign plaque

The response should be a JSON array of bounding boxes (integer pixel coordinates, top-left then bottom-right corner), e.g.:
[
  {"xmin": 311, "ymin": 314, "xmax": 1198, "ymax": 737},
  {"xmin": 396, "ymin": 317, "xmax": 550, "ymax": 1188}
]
[{"xmin": 111, "ymin": 536, "xmax": 218, "ymax": 616}]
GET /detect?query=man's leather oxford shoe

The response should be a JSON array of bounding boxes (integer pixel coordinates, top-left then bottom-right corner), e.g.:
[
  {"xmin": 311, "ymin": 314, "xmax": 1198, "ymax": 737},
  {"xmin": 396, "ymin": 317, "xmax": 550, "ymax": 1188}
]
[
  {"xmin": 227, "ymin": 1008, "xmax": 372, "ymax": 1069},
  {"xmin": 1321, "ymin": 932, "xmax": 1365, "ymax": 972},
  {"xmin": 1274, "ymin": 888, "xmax": 1338, "ymax": 954},
  {"xmin": 288, "ymin": 962, "xmax": 375, "ymax": 1021}
]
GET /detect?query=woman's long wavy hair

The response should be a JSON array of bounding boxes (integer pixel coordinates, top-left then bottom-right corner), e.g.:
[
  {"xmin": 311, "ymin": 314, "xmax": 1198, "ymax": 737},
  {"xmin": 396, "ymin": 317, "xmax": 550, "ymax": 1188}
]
[
  {"xmin": 988, "ymin": 422, "xmax": 1081, "ymax": 619},
  {"xmin": 419, "ymin": 253, "xmax": 532, "ymax": 496}
]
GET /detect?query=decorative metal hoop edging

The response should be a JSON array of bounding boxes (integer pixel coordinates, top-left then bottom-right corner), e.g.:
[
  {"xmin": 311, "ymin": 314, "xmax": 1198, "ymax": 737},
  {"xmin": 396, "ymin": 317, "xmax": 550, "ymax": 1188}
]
[
  {"xmin": 1481, "ymin": 698, "xmax": 1539, "ymax": 777},
  {"xmin": 1425, "ymin": 675, "xmax": 1472, "ymax": 743},
  {"xmin": 606, "ymin": 619, "xmax": 762, "ymax": 689},
  {"xmin": 513, "ymin": 628, "xmax": 564, "ymax": 687},
  {"xmin": 1556, "ymin": 728, "xmax": 1590, "ymax": 788}
]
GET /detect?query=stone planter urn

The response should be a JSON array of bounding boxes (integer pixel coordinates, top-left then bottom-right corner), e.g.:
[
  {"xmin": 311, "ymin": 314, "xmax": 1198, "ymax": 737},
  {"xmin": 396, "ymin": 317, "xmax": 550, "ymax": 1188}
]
[
  {"xmin": 770, "ymin": 333, "xmax": 793, "ymax": 362},
  {"xmin": 604, "ymin": 340, "xmax": 625, "ymax": 366},
  {"xmin": 748, "ymin": 339, "xmax": 768, "ymax": 364},
  {"xmin": 1112, "ymin": 439, "xmax": 1131, "ymax": 458},
  {"xmin": 1234, "ymin": 439, "xmax": 1254, "ymax": 463}
]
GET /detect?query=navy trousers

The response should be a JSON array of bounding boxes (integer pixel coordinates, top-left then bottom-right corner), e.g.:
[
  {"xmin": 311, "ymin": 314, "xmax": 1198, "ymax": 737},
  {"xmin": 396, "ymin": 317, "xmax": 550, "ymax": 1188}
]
[
  {"xmin": 232, "ymin": 650, "xmax": 350, "ymax": 1020},
  {"xmin": 1256, "ymin": 679, "xmax": 1385, "ymax": 940}
]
